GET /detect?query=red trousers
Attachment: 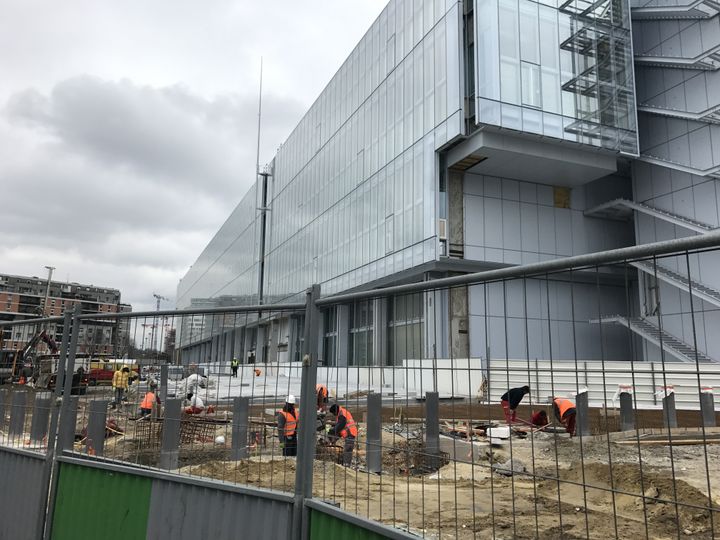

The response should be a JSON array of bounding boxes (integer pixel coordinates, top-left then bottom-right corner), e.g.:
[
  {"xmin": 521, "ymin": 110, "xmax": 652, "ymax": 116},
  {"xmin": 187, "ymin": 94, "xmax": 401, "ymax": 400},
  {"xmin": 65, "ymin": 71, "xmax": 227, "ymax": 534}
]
[
  {"xmin": 501, "ymin": 400, "xmax": 516, "ymax": 424},
  {"xmin": 563, "ymin": 414, "xmax": 576, "ymax": 436}
]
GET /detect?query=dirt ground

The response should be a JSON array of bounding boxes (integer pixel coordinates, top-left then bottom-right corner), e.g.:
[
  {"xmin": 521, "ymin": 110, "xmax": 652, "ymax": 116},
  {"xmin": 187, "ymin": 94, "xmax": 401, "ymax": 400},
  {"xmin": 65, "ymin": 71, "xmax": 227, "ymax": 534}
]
[{"xmin": 172, "ymin": 423, "xmax": 720, "ymax": 540}]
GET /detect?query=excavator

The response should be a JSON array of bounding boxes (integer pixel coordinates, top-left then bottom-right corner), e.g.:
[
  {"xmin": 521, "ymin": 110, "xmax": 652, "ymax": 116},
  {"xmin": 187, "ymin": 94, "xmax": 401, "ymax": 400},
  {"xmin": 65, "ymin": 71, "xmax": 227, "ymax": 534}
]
[{"xmin": 11, "ymin": 330, "xmax": 59, "ymax": 385}]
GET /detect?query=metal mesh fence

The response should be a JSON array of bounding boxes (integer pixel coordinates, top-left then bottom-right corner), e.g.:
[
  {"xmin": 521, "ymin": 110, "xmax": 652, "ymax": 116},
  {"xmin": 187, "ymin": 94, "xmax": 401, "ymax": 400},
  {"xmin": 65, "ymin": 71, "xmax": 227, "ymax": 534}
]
[{"xmin": 1, "ymin": 239, "xmax": 719, "ymax": 539}]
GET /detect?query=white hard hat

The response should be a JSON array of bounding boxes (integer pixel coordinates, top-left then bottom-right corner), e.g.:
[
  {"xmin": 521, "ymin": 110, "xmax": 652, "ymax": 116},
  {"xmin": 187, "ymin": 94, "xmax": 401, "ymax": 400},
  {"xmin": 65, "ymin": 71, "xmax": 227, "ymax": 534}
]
[
  {"xmin": 214, "ymin": 435, "xmax": 226, "ymax": 445},
  {"xmin": 286, "ymin": 394, "xmax": 296, "ymax": 404}
]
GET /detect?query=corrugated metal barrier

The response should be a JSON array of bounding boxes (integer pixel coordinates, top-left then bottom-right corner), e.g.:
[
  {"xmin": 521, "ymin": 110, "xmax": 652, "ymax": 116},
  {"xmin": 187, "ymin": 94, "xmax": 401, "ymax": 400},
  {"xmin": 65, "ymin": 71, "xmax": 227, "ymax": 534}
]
[
  {"xmin": 51, "ymin": 455, "xmax": 295, "ymax": 540},
  {"xmin": 0, "ymin": 447, "xmax": 48, "ymax": 540}
]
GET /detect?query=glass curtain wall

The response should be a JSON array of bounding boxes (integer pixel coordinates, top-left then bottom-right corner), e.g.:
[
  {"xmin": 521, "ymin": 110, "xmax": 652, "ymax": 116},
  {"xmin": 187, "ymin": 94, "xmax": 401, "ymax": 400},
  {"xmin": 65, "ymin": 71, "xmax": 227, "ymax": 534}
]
[{"xmin": 474, "ymin": 0, "xmax": 637, "ymax": 153}]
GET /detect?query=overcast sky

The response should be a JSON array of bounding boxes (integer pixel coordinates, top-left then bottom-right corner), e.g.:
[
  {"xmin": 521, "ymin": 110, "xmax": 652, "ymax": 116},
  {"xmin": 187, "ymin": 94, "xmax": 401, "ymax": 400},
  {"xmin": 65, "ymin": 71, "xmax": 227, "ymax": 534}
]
[{"xmin": 0, "ymin": 0, "xmax": 387, "ymax": 312}]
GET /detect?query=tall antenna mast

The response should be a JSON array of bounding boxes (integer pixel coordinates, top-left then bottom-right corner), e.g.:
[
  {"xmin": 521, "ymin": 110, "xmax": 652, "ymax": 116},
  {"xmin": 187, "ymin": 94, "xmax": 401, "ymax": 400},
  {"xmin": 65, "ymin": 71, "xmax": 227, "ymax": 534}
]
[{"xmin": 255, "ymin": 57, "xmax": 263, "ymax": 175}]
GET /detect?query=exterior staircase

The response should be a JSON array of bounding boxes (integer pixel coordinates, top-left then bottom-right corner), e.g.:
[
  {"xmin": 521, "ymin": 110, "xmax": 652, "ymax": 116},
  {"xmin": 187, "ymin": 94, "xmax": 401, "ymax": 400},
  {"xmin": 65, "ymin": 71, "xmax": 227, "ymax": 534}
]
[
  {"xmin": 631, "ymin": 0, "xmax": 720, "ymax": 19},
  {"xmin": 584, "ymin": 198, "xmax": 717, "ymax": 233},
  {"xmin": 593, "ymin": 315, "xmax": 717, "ymax": 363},
  {"xmin": 631, "ymin": 260, "xmax": 720, "ymax": 308}
]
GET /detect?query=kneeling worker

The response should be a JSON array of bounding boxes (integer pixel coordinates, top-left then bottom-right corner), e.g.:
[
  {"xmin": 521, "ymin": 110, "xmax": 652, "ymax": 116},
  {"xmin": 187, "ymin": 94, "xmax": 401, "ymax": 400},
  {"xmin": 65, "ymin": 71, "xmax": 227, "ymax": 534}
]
[
  {"xmin": 316, "ymin": 384, "xmax": 329, "ymax": 413},
  {"xmin": 139, "ymin": 382, "xmax": 161, "ymax": 417},
  {"xmin": 184, "ymin": 392, "xmax": 205, "ymax": 415},
  {"xmin": 329, "ymin": 404, "xmax": 357, "ymax": 466},
  {"xmin": 277, "ymin": 395, "xmax": 298, "ymax": 457},
  {"xmin": 553, "ymin": 397, "xmax": 576, "ymax": 436},
  {"xmin": 500, "ymin": 385, "xmax": 530, "ymax": 425}
]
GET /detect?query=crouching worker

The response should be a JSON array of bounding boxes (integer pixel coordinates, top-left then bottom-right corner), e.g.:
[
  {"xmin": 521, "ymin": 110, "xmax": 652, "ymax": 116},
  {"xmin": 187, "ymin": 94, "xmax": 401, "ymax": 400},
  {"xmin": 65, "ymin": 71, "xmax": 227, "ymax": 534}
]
[
  {"xmin": 553, "ymin": 397, "xmax": 576, "ymax": 436},
  {"xmin": 500, "ymin": 385, "xmax": 530, "ymax": 425},
  {"xmin": 277, "ymin": 395, "xmax": 298, "ymax": 457},
  {"xmin": 530, "ymin": 409, "xmax": 549, "ymax": 428},
  {"xmin": 329, "ymin": 404, "xmax": 357, "ymax": 467},
  {"xmin": 184, "ymin": 392, "xmax": 204, "ymax": 415},
  {"xmin": 316, "ymin": 384, "xmax": 329, "ymax": 413},
  {"xmin": 139, "ymin": 382, "xmax": 161, "ymax": 418}
]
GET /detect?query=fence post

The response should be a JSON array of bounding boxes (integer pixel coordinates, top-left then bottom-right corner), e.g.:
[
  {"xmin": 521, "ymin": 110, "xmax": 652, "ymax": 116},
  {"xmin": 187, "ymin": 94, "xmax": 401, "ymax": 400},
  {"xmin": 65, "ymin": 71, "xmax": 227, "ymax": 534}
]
[
  {"xmin": 366, "ymin": 393, "xmax": 382, "ymax": 474},
  {"xmin": 159, "ymin": 398, "xmax": 182, "ymax": 470},
  {"xmin": 86, "ymin": 400, "xmax": 109, "ymax": 456},
  {"xmin": 9, "ymin": 389, "xmax": 27, "ymax": 439},
  {"xmin": 575, "ymin": 391, "xmax": 591, "ymax": 437},
  {"xmin": 231, "ymin": 396, "xmax": 250, "ymax": 460},
  {"xmin": 160, "ymin": 364, "xmax": 168, "ymax": 406},
  {"xmin": 0, "ymin": 387, "xmax": 9, "ymax": 433},
  {"xmin": 700, "ymin": 391, "xmax": 716, "ymax": 428},
  {"xmin": 294, "ymin": 284, "xmax": 321, "ymax": 540},
  {"xmin": 43, "ymin": 308, "xmax": 80, "ymax": 540},
  {"xmin": 662, "ymin": 392, "xmax": 678, "ymax": 429},
  {"xmin": 619, "ymin": 392, "xmax": 635, "ymax": 432},
  {"xmin": 30, "ymin": 392, "xmax": 52, "ymax": 444},
  {"xmin": 425, "ymin": 391, "xmax": 440, "ymax": 456}
]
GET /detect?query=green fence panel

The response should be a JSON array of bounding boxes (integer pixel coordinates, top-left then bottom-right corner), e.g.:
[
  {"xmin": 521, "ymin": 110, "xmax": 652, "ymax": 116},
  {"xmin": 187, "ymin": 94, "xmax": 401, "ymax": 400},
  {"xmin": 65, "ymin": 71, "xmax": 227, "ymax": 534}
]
[
  {"xmin": 52, "ymin": 462, "xmax": 152, "ymax": 540},
  {"xmin": 309, "ymin": 508, "xmax": 391, "ymax": 540}
]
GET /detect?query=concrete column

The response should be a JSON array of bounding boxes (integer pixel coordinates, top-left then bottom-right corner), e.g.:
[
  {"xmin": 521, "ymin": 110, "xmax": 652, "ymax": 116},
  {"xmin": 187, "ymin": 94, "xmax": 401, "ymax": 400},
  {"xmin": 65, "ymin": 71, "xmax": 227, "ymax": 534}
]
[
  {"xmin": 0, "ymin": 388, "xmax": 9, "ymax": 431},
  {"xmin": 287, "ymin": 317, "xmax": 298, "ymax": 364},
  {"xmin": 30, "ymin": 392, "xmax": 52, "ymax": 443},
  {"xmin": 268, "ymin": 321, "xmax": 279, "ymax": 364},
  {"xmin": 700, "ymin": 393, "xmax": 716, "ymax": 428},
  {"xmin": 9, "ymin": 390, "xmax": 27, "ymax": 438},
  {"xmin": 243, "ymin": 328, "xmax": 253, "ymax": 363},
  {"xmin": 372, "ymin": 298, "xmax": 387, "ymax": 367},
  {"xmin": 160, "ymin": 364, "xmax": 168, "ymax": 405},
  {"xmin": 257, "ymin": 326, "xmax": 266, "ymax": 364},
  {"xmin": 231, "ymin": 396, "xmax": 250, "ymax": 460},
  {"xmin": 317, "ymin": 312, "xmax": 325, "ymax": 365},
  {"xmin": 86, "ymin": 400, "xmax": 109, "ymax": 456},
  {"xmin": 366, "ymin": 393, "xmax": 382, "ymax": 473},
  {"xmin": 159, "ymin": 398, "xmax": 182, "ymax": 470},
  {"xmin": 337, "ymin": 305, "xmax": 350, "ymax": 367},
  {"xmin": 575, "ymin": 391, "xmax": 591, "ymax": 437},
  {"xmin": 59, "ymin": 396, "xmax": 79, "ymax": 451},
  {"xmin": 425, "ymin": 392, "xmax": 440, "ymax": 455},
  {"xmin": 663, "ymin": 393, "xmax": 678, "ymax": 429},
  {"xmin": 619, "ymin": 392, "xmax": 635, "ymax": 432}
]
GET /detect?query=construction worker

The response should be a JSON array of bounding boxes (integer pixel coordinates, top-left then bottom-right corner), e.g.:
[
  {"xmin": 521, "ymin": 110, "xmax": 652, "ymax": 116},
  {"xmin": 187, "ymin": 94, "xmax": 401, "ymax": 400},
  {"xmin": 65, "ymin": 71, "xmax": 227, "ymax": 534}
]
[
  {"xmin": 139, "ymin": 382, "xmax": 161, "ymax": 418},
  {"xmin": 184, "ymin": 392, "xmax": 205, "ymax": 414},
  {"xmin": 329, "ymin": 403, "xmax": 357, "ymax": 466},
  {"xmin": 500, "ymin": 385, "xmax": 530, "ymax": 425},
  {"xmin": 230, "ymin": 357, "xmax": 240, "ymax": 378},
  {"xmin": 111, "ymin": 366, "xmax": 130, "ymax": 409},
  {"xmin": 530, "ymin": 409, "xmax": 549, "ymax": 428},
  {"xmin": 316, "ymin": 384, "xmax": 329, "ymax": 412},
  {"xmin": 277, "ymin": 395, "xmax": 298, "ymax": 457},
  {"xmin": 553, "ymin": 397, "xmax": 577, "ymax": 436}
]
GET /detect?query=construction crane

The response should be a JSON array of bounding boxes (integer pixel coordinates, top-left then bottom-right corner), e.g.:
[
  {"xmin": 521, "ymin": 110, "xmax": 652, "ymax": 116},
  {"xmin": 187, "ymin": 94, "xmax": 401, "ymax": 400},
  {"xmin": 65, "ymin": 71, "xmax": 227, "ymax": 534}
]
[{"xmin": 151, "ymin": 293, "xmax": 170, "ymax": 353}]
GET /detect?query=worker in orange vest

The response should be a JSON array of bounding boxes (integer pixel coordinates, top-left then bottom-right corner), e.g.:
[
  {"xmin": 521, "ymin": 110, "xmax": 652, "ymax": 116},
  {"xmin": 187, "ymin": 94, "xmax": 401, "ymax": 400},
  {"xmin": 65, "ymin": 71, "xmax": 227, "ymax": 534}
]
[
  {"xmin": 553, "ymin": 397, "xmax": 577, "ymax": 436},
  {"xmin": 329, "ymin": 404, "xmax": 357, "ymax": 466},
  {"xmin": 139, "ymin": 382, "xmax": 161, "ymax": 418},
  {"xmin": 316, "ymin": 384, "xmax": 329, "ymax": 412},
  {"xmin": 277, "ymin": 395, "xmax": 298, "ymax": 456}
]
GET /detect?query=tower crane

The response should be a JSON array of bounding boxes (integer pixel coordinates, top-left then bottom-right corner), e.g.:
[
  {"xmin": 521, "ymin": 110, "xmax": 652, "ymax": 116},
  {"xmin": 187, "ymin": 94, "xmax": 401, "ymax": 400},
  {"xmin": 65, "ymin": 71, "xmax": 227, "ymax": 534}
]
[{"xmin": 151, "ymin": 293, "xmax": 170, "ymax": 353}]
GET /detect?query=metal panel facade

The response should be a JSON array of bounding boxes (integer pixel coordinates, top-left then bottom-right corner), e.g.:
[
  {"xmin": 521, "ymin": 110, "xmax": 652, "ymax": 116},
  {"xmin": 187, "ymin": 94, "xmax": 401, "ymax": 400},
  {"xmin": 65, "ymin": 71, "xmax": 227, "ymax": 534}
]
[{"xmin": 0, "ymin": 447, "xmax": 47, "ymax": 540}]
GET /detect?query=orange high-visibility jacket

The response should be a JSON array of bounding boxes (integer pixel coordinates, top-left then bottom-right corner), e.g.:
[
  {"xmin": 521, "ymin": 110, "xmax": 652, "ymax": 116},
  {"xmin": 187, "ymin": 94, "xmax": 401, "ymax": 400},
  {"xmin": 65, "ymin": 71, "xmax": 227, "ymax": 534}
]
[
  {"xmin": 278, "ymin": 410, "xmax": 298, "ymax": 437},
  {"xmin": 140, "ymin": 392, "xmax": 157, "ymax": 410},
  {"xmin": 554, "ymin": 398, "xmax": 575, "ymax": 420},
  {"xmin": 316, "ymin": 384, "xmax": 328, "ymax": 400},
  {"xmin": 338, "ymin": 406, "xmax": 358, "ymax": 438}
]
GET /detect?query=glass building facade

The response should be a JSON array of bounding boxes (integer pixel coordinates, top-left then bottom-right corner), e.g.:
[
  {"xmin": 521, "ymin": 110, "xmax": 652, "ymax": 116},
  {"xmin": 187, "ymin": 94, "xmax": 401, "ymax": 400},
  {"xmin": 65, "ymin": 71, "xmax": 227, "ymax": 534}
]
[{"xmin": 475, "ymin": 0, "xmax": 638, "ymax": 153}]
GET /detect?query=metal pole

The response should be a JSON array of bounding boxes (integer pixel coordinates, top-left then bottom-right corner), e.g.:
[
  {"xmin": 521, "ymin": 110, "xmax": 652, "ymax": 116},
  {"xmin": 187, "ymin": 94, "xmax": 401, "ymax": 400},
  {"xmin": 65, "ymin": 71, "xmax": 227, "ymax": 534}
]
[
  {"xmin": 42, "ymin": 266, "xmax": 55, "ymax": 316},
  {"xmin": 700, "ymin": 392, "xmax": 716, "ymax": 428},
  {"xmin": 576, "ymin": 391, "xmax": 591, "ymax": 437},
  {"xmin": 293, "ymin": 285, "xmax": 321, "ymax": 540},
  {"xmin": 159, "ymin": 398, "xmax": 182, "ymax": 470},
  {"xmin": 366, "ymin": 393, "xmax": 382, "ymax": 474},
  {"xmin": 619, "ymin": 392, "xmax": 635, "ymax": 431},
  {"xmin": 86, "ymin": 400, "xmax": 109, "ymax": 456},
  {"xmin": 231, "ymin": 396, "xmax": 250, "ymax": 460},
  {"xmin": 663, "ymin": 393, "xmax": 678, "ymax": 429}
]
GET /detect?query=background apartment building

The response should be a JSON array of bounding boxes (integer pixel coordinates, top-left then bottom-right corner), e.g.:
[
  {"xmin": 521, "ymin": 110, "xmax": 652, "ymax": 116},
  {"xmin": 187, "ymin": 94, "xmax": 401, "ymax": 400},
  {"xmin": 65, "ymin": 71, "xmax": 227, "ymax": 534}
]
[
  {"xmin": 0, "ymin": 273, "xmax": 132, "ymax": 357},
  {"xmin": 177, "ymin": 0, "xmax": 720, "ymax": 367}
]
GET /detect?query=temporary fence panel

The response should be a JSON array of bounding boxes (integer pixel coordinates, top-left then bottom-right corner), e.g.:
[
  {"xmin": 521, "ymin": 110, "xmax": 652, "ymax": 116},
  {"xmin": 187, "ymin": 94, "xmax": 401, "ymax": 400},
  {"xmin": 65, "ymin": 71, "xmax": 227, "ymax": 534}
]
[
  {"xmin": 0, "ymin": 447, "xmax": 49, "ymax": 540},
  {"xmin": 51, "ymin": 455, "xmax": 295, "ymax": 540},
  {"xmin": 306, "ymin": 500, "xmax": 418, "ymax": 540}
]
